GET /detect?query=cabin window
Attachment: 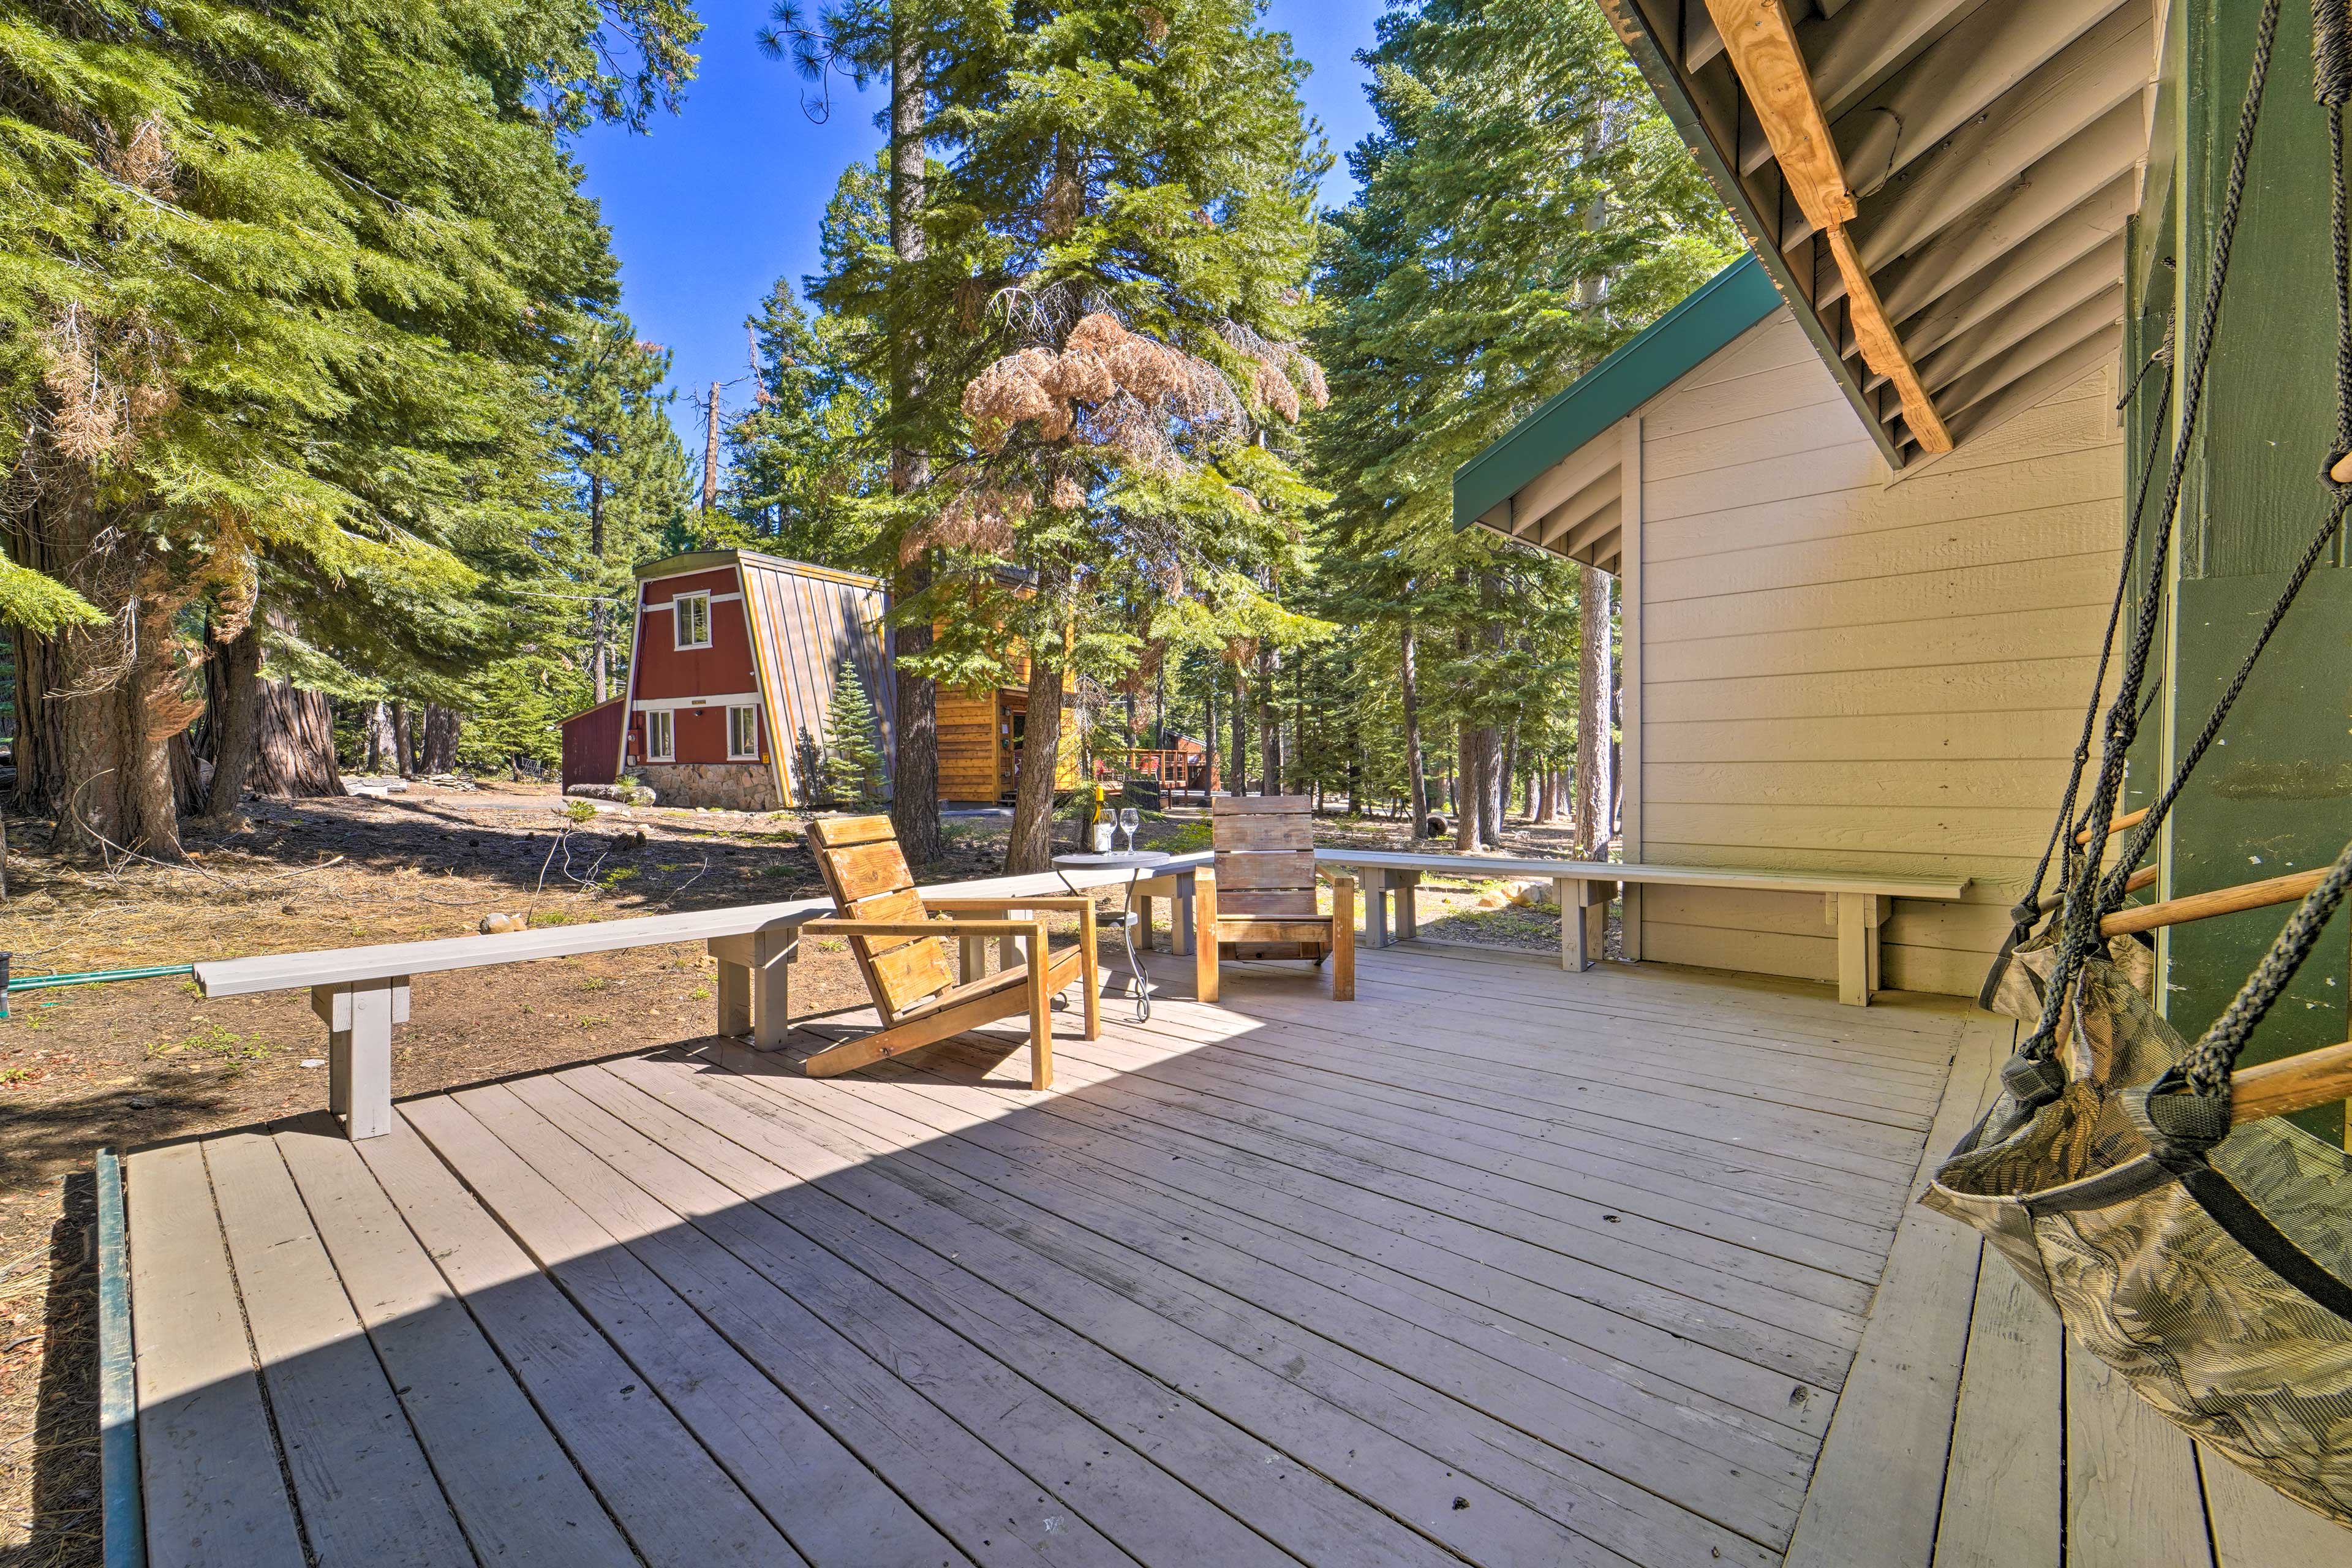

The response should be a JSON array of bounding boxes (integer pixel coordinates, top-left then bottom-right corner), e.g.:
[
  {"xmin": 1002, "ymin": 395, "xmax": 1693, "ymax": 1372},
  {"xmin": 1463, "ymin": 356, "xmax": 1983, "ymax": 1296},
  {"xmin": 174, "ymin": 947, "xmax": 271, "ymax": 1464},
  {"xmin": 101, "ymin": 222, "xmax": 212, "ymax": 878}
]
[
  {"xmin": 673, "ymin": 591, "xmax": 712, "ymax": 650},
  {"xmin": 727, "ymin": 704, "xmax": 759, "ymax": 760},
  {"xmin": 645, "ymin": 709, "xmax": 674, "ymax": 762}
]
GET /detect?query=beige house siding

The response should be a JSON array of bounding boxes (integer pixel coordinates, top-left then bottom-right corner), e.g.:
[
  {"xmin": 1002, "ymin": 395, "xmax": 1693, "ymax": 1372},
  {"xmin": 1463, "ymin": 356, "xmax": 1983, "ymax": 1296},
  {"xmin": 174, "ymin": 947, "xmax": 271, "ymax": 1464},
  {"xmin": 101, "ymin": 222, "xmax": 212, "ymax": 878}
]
[{"xmin": 1629, "ymin": 309, "xmax": 2126, "ymax": 996}]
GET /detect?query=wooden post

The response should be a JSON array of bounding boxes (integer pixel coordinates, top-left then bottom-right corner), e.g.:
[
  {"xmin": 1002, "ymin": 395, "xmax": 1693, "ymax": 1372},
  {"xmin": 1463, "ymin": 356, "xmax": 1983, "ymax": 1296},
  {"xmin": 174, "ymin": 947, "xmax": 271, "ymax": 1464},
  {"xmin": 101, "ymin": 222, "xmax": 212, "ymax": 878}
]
[
  {"xmin": 1172, "ymin": 872, "xmax": 1194, "ymax": 957},
  {"xmin": 1833, "ymin": 892, "xmax": 1883, "ymax": 1006},
  {"xmin": 1395, "ymin": 870, "xmax": 1420, "ymax": 941},
  {"xmin": 1558, "ymin": 878, "xmax": 1585, "ymax": 971},
  {"xmin": 1025, "ymin": 920, "xmax": 1054, "ymax": 1090},
  {"xmin": 1193, "ymin": 869, "xmax": 1219, "ymax": 1003},
  {"xmin": 1584, "ymin": 881, "xmax": 1611, "ymax": 970},
  {"xmin": 1364, "ymin": 867, "xmax": 1391, "ymax": 949},
  {"xmin": 1077, "ymin": 903, "xmax": 1101, "ymax": 1041},
  {"xmin": 1331, "ymin": 876, "xmax": 1355, "ymax": 1001},
  {"xmin": 960, "ymin": 934, "xmax": 987, "ymax": 983},
  {"xmin": 707, "ymin": 930, "xmax": 794, "ymax": 1049},
  {"xmin": 311, "ymin": 976, "xmax": 408, "ymax": 1140},
  {"xmin": 1136, "ymin": 893, "xmax": 1155, "ymax": 954}
]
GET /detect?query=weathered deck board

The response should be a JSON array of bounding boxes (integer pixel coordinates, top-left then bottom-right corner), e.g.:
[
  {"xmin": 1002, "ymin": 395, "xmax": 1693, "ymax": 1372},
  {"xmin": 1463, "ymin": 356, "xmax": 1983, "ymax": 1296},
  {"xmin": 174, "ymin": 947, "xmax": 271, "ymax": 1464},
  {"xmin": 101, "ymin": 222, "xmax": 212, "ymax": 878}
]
[
  {"xmin": 202, "ymin": 1133, "xmax": 475, "ymax": 1566},
  {"xmin": 272, "ymin": 1120, "xmax": 642, "ymax": 1568},
  {"xmin": 603, "ymin": 1051, "xmax": 1643, "ymax": 1568},
  {"xmin": 123, "ymin": 942, "xmax": 2352, "ymax": 1567},
  {"xmin": 1929, "ymin": 1248, "xmax": 2062, "ymax": 1568},
  {"xmin": 125, "ymin": 1142, "xmax": 307, "ymax": 1568},
  {"xmin": 354, "ymin": 1117, "xmax": 798, "ymax": 1568},
  {"xmin": 1779, "ymin": 1012, "xmax": 2008, "ymax": 1568},
  {"xmin": 720, "ymin": 1042, "xmax": 1812, "ymax": 1552},
  {"xmin": 529, "ymin": 1065, "xmax": 1454, "ymax": 1568}
]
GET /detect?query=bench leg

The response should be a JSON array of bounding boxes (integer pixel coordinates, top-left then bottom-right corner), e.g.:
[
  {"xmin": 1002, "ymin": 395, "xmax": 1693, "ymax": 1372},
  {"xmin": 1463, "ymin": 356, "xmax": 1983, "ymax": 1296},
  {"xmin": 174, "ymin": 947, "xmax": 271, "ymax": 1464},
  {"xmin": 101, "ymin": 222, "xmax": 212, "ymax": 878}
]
[
  {"xmin": 1559, "ymin": 879, "xmax": 1590, "ymax": 971},
  {"xmin": 715, "ymin": 956, "xmax": 752, "ymax": 1038},
  {"xmin": 960, "ymin": 935, "xmax": 987, "ymax": 982},
  {"xmin": 1137, "ymin": 894, "xmax": 1155, "ymax": 954},
  {"xmin": 1366, "ymin": 869, "xmax": 1390, "ymax": 949},
  {"xmin": 1172, "ymin": 877, "xmax": 1194, "ymax": 957},
  {"xmin": 1621, "ymin": 885, "xmax": 1643, "ymax": 963},
  {"xmin": 1395, "ymin": 872, "xmax": 1420, "ymax": 941},
  {"xmin": 312, "ymin": 976, "xmax": 407, "ymax": 1140},
  {"xmin": 1837, "ymin": 893, "xmax": 1882, "ymax": 1006}
]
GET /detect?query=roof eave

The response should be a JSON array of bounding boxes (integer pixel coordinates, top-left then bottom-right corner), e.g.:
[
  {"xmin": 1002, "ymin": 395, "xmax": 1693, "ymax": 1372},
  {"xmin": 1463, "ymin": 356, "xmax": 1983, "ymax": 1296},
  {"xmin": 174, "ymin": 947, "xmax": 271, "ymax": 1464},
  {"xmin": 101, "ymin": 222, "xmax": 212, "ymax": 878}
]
[
  {"xmin": 1590, "ymin": 1, "xmax": 1909, "ymax": 471},
  {"xmin": 1452, "ymin": 254, "xmax": 1784, "ymax": 532}
]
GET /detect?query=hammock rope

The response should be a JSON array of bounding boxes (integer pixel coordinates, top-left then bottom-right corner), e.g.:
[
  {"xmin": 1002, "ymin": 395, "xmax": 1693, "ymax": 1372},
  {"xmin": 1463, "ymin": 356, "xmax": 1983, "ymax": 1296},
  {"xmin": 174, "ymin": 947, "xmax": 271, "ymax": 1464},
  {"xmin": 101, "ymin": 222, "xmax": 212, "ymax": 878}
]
[{"xmin": 1931, "ymin": 5, "xmax": 2352, "ymax": 1527}]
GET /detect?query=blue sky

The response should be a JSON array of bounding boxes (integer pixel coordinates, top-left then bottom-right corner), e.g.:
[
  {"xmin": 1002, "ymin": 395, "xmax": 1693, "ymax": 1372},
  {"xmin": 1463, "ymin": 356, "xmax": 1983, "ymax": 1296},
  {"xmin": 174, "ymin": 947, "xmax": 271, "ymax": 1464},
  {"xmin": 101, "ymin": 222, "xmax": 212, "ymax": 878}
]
[{"xmin": 573, "ymin": 0, "xmax": 1389, "ymax": 440}]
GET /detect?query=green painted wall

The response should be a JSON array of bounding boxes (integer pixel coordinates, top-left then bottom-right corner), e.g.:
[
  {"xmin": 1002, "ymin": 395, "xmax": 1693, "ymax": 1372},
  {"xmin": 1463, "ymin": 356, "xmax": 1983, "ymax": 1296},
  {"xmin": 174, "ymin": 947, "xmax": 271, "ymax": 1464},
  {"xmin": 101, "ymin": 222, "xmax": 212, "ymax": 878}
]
[{"xmin": 2155, "ymin": 0, "xmax": 2352, "ymax": 1142}]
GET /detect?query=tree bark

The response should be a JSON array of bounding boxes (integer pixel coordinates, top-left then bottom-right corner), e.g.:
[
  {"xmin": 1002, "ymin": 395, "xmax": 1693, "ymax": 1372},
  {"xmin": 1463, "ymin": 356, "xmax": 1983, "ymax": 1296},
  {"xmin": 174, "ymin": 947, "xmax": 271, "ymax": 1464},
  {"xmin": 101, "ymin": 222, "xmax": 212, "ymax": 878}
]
[
  {"xmin": 1453, "ymin": 719, "xmax": 1478, "ymax": 850},
  {"xmin": 249, "ymin": 682, "xmax": 345, "ymax": 796},
  {"xmin": 363, "ymin": 702, "xmax": 394, "ymax": 773},
  {"xmin": 392, "ymin": 699, "xmax": 414, "ymax": 778},
  {"xmin": 1003, "ymin": 590, "xmax": 1069, "ymax": 874},
  {"xmin": 1574, "ymin": 562, "xmax": 1615, "ymax": 856},
  {"xmin": 1257, "ymin": 642, "xmax": 1278, "ymax": 796},
  {"xmin": 8, "ymin": 478, "xmax": 203, "ymax": 858},
  {"xmin": 418, "ymin": 704, "xmax": 461, "ymax": 774},
  {"xmin": 588, "ymin": 469, "xmax": 609, "ymax": 703},
  {"xmin": 885, "ymin": 15, "xmax": 943, "ymax": 864},
  {"xmin": 1202, "ymin": 657, "xmax": 1217, "ymax": 797},
  {"xmin": 1399, "ymin": 622, "xmax": 1427, "ymax": 834},
  {"xmin": 1229, "ymin": 662, "xmax": 1247, "ymax": 795},
  {"xmin": 201, "ymin": 622, "xmax": 264, "ymax": 822}
]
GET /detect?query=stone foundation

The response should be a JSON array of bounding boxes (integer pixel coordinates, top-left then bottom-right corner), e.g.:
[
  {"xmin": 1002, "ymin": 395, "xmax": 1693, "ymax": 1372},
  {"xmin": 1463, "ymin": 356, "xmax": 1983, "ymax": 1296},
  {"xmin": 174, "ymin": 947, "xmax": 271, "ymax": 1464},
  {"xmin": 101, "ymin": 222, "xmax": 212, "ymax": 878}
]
[{"xmin": 636, "ymin": 761, "xmax": 779, "ymax": 812}]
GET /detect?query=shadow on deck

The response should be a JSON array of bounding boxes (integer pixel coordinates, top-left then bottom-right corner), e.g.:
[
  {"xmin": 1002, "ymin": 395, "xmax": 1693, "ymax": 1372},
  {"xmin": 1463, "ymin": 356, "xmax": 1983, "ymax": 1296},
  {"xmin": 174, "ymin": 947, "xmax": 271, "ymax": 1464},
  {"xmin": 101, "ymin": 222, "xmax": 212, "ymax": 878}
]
[{"xmin": 115, "ymin": 943, "xmax": 2346, "ymax": 1566}]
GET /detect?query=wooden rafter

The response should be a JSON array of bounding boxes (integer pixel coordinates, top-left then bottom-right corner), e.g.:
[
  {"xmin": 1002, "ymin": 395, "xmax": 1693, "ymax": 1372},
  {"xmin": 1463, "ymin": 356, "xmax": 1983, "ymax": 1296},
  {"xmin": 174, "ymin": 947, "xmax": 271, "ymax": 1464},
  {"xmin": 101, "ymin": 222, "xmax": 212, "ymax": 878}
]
[{"xmin": 1702, "ymin": 0, "xmax": 1954, "ymax": 453}]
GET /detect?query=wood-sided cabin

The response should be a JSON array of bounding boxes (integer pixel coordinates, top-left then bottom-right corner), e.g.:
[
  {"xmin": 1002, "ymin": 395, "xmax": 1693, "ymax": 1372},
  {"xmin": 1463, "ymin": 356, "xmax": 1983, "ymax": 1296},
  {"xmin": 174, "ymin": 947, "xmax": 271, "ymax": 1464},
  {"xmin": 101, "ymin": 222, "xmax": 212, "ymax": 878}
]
[
  {"xmin": 560, "ymin": 549, "xmax": 895, "ymax": 810},
  {"xmin": 1451, "ymin": 1, "xmax": 2169, "ymax": 1000},
  {"xmin": 937, "ymin": 645, "xmax": 1081, "ymax": 805}
]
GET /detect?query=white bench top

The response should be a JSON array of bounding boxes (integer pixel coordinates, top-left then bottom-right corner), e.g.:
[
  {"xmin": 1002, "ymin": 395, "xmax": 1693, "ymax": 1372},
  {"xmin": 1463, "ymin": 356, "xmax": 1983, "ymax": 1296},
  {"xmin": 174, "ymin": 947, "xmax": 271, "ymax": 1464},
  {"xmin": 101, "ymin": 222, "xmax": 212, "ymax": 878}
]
[
  {"xmin": 1312, "ymin": 848, "xmax": 1968, "ymax": 901},
  {"xmin": 195, "ymin": 852, "xmax": 1211, "ymax": 998}
]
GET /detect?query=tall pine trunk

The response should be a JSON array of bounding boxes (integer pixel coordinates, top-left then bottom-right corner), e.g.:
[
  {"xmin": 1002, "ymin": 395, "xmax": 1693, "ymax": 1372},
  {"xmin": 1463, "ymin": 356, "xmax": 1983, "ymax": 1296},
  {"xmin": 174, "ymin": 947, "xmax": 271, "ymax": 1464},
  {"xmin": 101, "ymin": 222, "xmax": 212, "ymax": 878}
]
[
  {"xmin": 1202, "ymin": 661, "xmax": 1217, "ymax": 799},
  {"xmin": 201, "ymin": 623, "xmax": 264, "ymax": 823},
  {"xmin": 588, "ymin": 470, "xmax": 609, "ymax": 702},
  {"xmin": 392, "ymin": 700, "xmax": 414, "ymax": 778},
  {"xmin": 249, "ymin": 682, "xmax": 345, "ymax": 796},
  {"xmin": 1399, "ymin": 622, "xmax": 1426, "ymax": 834},
  {"xmin": 8, "ymin": 480, "xmax": 198, "ymax": 859},
  {"xmin": 1003, "ymin": 587, "xmax": 1069, "ymax": 874},
  {"xmin": 1574, "ymin": 562, "xmax": 1615, "ymax": 856},
  {"xmin": 1257, "ymin": 643, "xmax": 1278, "ymax": 796},
  {"xmin": 886, "ymin": 17, "xmax": 943, "ymax": 864},
  {"xmin": 1229, "ymin": 663, "xmax": 1247, "ymax": 795}
]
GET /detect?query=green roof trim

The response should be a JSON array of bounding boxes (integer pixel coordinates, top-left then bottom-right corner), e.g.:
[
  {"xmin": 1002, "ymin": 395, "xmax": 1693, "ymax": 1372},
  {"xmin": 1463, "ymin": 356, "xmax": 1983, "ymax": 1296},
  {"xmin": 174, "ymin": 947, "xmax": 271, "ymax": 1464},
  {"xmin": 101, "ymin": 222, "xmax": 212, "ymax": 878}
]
[{"xmin": 1452, "ymin": 254, "xmax": 1782, "ymax": 531}]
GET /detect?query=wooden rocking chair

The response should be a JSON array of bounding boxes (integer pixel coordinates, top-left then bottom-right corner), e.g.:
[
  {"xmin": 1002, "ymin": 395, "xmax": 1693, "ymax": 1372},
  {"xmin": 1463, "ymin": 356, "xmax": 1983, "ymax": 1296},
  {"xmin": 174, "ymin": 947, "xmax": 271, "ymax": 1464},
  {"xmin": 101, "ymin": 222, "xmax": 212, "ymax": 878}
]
[
  {"xmin": 799, "ymin": 815, "xmax": 1097, "ymax": 1088},
  {"xmin": 1193, "ymin": 796, "xmax": 1354, "ymax": 1005}
]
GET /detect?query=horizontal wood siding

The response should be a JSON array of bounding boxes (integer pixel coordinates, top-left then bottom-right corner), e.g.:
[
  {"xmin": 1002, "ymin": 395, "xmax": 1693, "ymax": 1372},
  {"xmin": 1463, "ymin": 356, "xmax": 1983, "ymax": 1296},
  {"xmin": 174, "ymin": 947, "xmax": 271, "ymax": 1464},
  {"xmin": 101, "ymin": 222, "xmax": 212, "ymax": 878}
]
[
  {"xmin": 938, "ymin": 685, "xmax": 1000, "ymax": 801},
  {"xmin": 1636, "ymin": 311, "xmax": 2125, "ymax": 993}
]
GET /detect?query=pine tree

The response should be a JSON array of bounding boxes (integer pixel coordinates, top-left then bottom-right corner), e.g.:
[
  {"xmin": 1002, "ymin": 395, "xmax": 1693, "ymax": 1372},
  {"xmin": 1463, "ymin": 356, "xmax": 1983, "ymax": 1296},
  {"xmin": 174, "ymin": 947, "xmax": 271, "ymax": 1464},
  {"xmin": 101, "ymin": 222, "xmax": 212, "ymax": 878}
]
[
  {"xmin": 0, "ymin": 0, "xmax": 701, "ymax": 856},
  {"xmin": 557, "ymin": 314, "xmax": 696, "ymax": 701},
  {"xmin": 822, "ymin": 655, "xmax": 888, "ymax": 804},
  {"xmin": 1305, "ymin": 0, "xmax": 1732, "ymax": 848},
  {"xmin": 821, "ymin": 0, "xmax": 1335, "ymax": 871},
  {"xmin": 718, "ymin": 280, "xmax": 884, "ymax": 565}
]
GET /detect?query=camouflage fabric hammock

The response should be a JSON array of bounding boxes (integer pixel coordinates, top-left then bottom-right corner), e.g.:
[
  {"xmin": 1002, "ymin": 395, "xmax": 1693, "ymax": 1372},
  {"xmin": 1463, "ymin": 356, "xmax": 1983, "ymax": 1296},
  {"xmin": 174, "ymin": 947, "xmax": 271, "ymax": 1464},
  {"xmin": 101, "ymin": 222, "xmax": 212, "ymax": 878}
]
[
  {"xmin": 1932, "ymin": 938, "xmax": 2352, "ymax": 1525},
  {"xmin": 1937, "ymin": 0, "xmax": 2352, "ymax": 1526}
]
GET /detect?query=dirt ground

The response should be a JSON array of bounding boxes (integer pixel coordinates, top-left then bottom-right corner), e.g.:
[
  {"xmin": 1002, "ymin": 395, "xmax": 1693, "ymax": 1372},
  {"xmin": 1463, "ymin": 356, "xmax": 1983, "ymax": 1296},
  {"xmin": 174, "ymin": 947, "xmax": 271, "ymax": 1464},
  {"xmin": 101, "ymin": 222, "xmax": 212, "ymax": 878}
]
[{"xmin": 0, "ymin": 785, "xmax": 1591, "ymax": 1565}]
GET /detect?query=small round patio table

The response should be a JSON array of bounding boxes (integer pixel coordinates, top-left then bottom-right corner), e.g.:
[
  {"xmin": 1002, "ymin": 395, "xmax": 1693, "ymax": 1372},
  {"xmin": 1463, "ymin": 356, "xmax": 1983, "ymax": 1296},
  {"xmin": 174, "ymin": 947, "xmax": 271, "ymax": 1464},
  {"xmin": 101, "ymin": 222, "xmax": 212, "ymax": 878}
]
[{"xmin": 1052, "ymin": 850, "xmax": 1172, "ymax": 1022}]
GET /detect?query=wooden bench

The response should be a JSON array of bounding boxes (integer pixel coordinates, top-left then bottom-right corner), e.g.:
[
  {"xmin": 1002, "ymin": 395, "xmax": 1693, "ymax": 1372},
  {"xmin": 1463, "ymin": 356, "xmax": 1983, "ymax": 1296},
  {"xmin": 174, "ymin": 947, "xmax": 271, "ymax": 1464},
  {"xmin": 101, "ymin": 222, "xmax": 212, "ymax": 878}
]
[
  {"xmin": 193, "ymin": 853, "xmax": 1209, "ymax": 1139},
  {"xmin": 1311, "ymin": 849, "xmax": 1967, "ymax": 1006}
]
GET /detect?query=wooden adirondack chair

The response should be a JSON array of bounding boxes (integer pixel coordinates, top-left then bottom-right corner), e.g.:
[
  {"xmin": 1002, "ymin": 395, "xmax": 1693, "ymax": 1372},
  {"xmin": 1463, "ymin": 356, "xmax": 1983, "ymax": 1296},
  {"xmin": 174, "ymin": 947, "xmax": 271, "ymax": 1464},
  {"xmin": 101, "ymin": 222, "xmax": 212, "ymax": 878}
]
[
  {"xmin": 1193, "ymin": 796, "xmax": 1354, "ymax": 1005},
  {"xmin": 800, "ymin": 816, "xmax": 1098, "ymax": 1088}
]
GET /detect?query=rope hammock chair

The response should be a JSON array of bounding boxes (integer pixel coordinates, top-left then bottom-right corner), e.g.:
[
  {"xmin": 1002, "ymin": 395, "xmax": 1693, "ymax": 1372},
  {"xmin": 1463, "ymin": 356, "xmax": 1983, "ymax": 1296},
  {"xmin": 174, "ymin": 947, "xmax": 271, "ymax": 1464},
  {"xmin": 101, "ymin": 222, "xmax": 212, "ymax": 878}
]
[{"xmin": 1930, "ymin": 0, "xmax": 2352, "ymax": 1526}]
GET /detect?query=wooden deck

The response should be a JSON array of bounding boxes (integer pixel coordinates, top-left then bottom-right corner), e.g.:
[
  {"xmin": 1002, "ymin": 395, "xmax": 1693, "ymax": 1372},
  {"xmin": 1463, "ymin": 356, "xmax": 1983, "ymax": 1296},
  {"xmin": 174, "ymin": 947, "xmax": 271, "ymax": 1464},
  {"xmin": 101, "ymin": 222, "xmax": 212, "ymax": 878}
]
[{"xmin": 117, "ymin": 942, "xmax": 2350, "ymax": 1567}]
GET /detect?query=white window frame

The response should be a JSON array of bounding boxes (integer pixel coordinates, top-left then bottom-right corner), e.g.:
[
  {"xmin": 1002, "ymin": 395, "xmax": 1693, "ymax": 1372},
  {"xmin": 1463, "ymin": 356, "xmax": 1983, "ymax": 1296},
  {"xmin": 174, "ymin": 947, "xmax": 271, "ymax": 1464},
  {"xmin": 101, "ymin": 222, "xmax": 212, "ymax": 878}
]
[
  {"xmin": 644, "ymin": 709, "xmax": 674, "ymax": 763},
  {"xmin": 726, "ymin": 704, "xmax": 759, "ymax": 761},
  {"xmin": 673, "ymin": 591, "xmax": 712, "ymax": 650}
]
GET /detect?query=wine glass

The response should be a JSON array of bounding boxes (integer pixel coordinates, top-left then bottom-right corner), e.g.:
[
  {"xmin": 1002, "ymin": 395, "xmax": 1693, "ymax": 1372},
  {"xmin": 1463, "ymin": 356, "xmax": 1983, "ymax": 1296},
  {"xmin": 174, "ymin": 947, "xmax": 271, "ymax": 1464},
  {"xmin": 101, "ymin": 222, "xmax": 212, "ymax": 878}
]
[{"xmin": 1118, "ymin": 807, "xmax": 1141, "ymax": 853}]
